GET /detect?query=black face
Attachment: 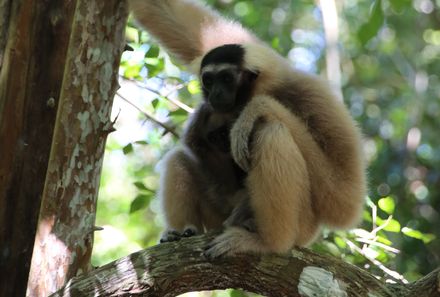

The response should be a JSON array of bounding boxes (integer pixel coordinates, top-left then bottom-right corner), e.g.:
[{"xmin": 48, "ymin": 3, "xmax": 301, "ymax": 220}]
[{"xmin": 200, "ymin": 44, "xmax": 259, "ymax": 113}]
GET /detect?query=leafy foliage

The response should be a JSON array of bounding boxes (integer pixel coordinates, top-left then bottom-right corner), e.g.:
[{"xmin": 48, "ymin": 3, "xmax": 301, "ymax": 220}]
[{"xmin": 93, "ymin": 1, "xmax": 440, "ymax": 294}]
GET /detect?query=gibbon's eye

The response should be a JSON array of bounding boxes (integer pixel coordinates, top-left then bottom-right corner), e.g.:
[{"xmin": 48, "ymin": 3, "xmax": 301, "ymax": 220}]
[
  {"xmin": 219, "ymin": 72, "xmax": 234, "ymax": 84},
  {"xmin": 202, "ymin": 73, "xmax": 214, "ymax": 88}
]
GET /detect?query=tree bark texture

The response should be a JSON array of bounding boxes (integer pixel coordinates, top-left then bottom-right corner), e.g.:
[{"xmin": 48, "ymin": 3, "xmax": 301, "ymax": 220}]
[
  {"xmin": 51, "ymin": 233, "xmax": 440, "ymax": 297},
  {"xmin": 26, "ymin": 1, "xmax": 128, "ymax": 296},
  {"xmin": 0, "ymin": 0, "xmax": 12, "ymax": 69},
  {"xmin": 0, "ymin": 1, "xmax": 77, "ymax": 296}
]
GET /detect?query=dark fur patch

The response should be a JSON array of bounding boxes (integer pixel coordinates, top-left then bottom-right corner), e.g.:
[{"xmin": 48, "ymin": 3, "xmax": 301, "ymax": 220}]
[{"xmin": 201, "ymin": 44, "xmax": 245, "ymax": 68}]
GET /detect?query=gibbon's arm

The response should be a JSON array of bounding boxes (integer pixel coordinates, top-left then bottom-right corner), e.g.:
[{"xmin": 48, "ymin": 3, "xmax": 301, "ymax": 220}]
[
  {"xmin": 129, "ymin": 0, "xmax": 258, "ymax": 65},
  {"xmin": 230, "ymin": 95, "xmax": 303, "ymax": 172}
]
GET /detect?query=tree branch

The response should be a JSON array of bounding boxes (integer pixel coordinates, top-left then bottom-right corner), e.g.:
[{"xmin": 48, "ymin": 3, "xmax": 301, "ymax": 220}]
[
  {"xmin": 116, "ymin": 92, "xmax": 180, "ymax": 138},
  {"xmin": 51, "ymin": 233, "xmax": 440, "ymax": 297}
]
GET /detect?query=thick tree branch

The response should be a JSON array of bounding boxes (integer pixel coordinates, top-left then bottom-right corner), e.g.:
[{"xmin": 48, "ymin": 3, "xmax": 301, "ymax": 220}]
[{"xmin": 51, "ymin": 233, "xmax": 439, "ymax": 297}]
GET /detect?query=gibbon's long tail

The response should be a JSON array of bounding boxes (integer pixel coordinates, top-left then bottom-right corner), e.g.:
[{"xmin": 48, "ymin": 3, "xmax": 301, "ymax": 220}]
[{"xmin": 129, "ymin": 0, "xmax": 258, "ymax": 65}]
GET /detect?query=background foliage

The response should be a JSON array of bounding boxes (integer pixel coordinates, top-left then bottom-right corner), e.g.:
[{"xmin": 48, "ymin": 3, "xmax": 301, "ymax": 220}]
[{"xmin": 92, "ymin": 0, "xmax": 440, "ymax": 294}]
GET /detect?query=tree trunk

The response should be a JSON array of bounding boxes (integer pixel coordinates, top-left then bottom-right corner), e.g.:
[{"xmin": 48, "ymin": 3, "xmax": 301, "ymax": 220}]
[
  {"xmin": 51, "ymin": 233, "xmax": 440, "ymax": 297},
  {"xmin": 26, "ymin": 1, "xmax": 128, "ymax": 297},
  {"xmin": 0, "ymin": 1, "xmax": 77, "ymax": 296},
  {"xmin": 0, "ymin": 0, "xmax": 12, "ymax": 69}
]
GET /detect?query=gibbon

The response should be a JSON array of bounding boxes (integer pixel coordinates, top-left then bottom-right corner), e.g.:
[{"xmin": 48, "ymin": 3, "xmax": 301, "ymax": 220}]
[{"xmin": 129, "ymin": 0, "xmax": 367, "ymax": 258}]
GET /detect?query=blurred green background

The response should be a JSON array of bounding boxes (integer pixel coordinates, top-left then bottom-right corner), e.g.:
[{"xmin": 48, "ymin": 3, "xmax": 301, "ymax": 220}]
[{"xmin": 91, "ymin": 0, "xmax": 440, "ymax": 295}]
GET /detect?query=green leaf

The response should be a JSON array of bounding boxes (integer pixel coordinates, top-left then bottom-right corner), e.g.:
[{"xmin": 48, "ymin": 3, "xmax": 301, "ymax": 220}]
[
  {"xmin": 334, "ymin": 236, "xmax": 347, "ymax": 249},
  {"xmin": 122, "ymin": 63, "xmax": 142, "ymax": 79},
  {"xmin": 357, "ymin": 0, "xmax": 384, "ymax": 46},
  {"xmin": 376, "ymin": 235, "xmax": 392, "ymax": 246},
  {"xmin": 134, "ymin": 140, "xmax": 148, "ymax": 145},
  {"xmin": 402, "ymin": 227, "xmax": 436, "ymax": 243},
  {"xmin": 125, "ymin": 27, "xmax": 139, "ymax": 43},
  {"xmin": 389, "ymin": 0, "xmax": 411, "ymax": 12},
  {"xmin": 229, "ymin": 290, "xmax": 247, "ymax": 297},
  {"xmin": 382, "ymin": 219, "xmax": 400, "ymax": 233},
  {"xmin": 133, "ymin": 181, "xmax": 155, "ymax": 192},
  {"xmin": 129, "ymin": 194, "xmax": 152, "ymax": 213},
  {"xmin": 376, "ymin": 217, "xmax": 401, "ymax": 232},
  {"xmin": 271, "ymin": 37, "xmax": 280, "ymax": 50},
  {"xmin": 151, "ymin": 98, "xmax": 160, "ymax": 109},
  {"xmin": 122, "ymin": 143, "xmax": 133, "ymax": 155},
  {"xmin": 378, "ymin": 196, "xmax": 395, "ymax": 214},
  {"xmin": 145, "ymin": 58, "xmax": 165, "ymax": 78},
  {"xmin": 187, "ymin": 80, "xmax": 201, "ymax": 94},
  {"xmin": 169, "ymin": 109, "xmax": 189, "ymax": 117},
  {"xmin": 145, "ymin": 45, "xmax": 160, "ymax": 58}
]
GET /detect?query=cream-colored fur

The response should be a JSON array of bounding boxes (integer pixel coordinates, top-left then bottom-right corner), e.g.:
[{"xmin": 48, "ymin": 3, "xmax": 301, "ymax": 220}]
[
  {"xmin": 129, "ymin": 0, "xmax": 257, "ymax": 65},
  {"xmin": 129, "ymin": 0, "xmax": 366, "ymax": 257}
]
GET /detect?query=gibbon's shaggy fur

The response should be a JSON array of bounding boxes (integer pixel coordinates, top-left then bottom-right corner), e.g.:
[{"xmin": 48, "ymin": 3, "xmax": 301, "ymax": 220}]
[{"xmin": 129, "ymin": 0, "xmax": 367, "ymax": 257}]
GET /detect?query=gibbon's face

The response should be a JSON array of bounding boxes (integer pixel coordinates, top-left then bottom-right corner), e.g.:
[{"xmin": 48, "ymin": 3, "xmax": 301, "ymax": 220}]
[{"xmin": 200, "ymin": 44, "xmax": 259, "ymax": 113}]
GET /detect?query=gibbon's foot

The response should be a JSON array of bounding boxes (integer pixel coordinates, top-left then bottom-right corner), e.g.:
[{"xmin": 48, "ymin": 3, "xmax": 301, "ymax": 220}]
[
  {"xmin": 159, "ymin": 226, "xmax": 199, "ymax": 243},
  {"xmin": 204, "ymin": 227, "xmax": 265, "ymax": 259},
  {"xmin": 204, "ymin": 233, "xmax": 234, "ymax": 259},
  {"xmin": 182, "ymin": 226, "xmax": 198, "ymax": 237},
  {"xmin": 159, "ymin": 229, "xmax": 181, "ymax": 243}
]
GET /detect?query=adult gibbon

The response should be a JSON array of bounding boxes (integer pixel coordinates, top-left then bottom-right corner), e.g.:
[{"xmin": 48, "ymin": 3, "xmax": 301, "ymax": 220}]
[{"xmin": 129, "ymin": 0, "xmax": 367, "ymax": 258}]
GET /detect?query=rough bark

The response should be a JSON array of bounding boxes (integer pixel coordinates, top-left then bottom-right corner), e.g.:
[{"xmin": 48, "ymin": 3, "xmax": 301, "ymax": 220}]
[
  {"xmin": 0, "ymin": 1, "xmax": 77, "ymax": 296},
  {"xmin": 26, "ymin": 1, "xmax": 128, "ymax": 297},
  {"xmin": 51, "ymin": 233, "xmax": 440, "ymax": 297}
]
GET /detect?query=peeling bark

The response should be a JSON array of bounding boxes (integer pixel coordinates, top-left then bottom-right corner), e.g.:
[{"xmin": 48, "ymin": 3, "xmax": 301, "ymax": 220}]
[
  {"xmin": 26, "ymin": 1, "xmax": 128, "ymax": 296},
  {"xmin": 51, "ymin": 233, "xmax": 440, "ymax": 297}
]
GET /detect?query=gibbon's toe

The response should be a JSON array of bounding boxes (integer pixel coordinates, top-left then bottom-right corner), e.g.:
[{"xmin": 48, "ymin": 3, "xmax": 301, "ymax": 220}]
[
  {"xmin": 203, "ymin": 235, "xmax": 233, "ymax": 259},
  {"xmin": 182, "ymin": 225, "xmax": 199, "ymax": 237},
  {"xmin": 159, "ymin": 229, "xmax": 181, "ymax": 243},
  {"xmin": 204, "ymin": 227, "xmax": 269, "ymax": 258}
]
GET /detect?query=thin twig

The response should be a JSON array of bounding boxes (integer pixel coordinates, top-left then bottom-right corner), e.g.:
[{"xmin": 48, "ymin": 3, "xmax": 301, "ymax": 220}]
[
  {"xmin": 116, "ymin": 92, "xmax": 180, "ymax": 138},
  {"xmin": 355, "ymin": 238, "xmax": 400, "ymax": 254},
  {"xmin": 120, "ymin": 76, "xmax": 194, "ymax": 113},
  {"xmin": 346, "ymin": 239, "xmax": 408, "ymax": 284}
]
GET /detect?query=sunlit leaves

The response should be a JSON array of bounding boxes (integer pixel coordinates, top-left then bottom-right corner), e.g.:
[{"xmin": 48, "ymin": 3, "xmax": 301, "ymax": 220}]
[
  {"xmin": 377, "ymin": 217, "xmax": 401, "ymax": 233},
  {"xmin": 378, "ymin": 196, "xmax": 395, "ymax": 215},
  {"xmin": 402, "ymin": 227, "xmax": 436, "ymax": 244},
  {"xmin": 122, "ymin": 61, "xmax": 143, "ymax": 79},
  {"xmin": 357, "ymin": 0, "xmax": 384, "ymax": 46},
  {"xmin": 187, "ymin": 80, "xmax": 201, "ymax": 94},
  {"xmin": 333, "ymin": 236, "xmax": 347, "ymax": 249}
]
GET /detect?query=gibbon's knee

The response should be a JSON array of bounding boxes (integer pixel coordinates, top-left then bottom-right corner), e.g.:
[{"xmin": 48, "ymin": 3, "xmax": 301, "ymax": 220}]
[
  {"xmin": 158, "ymin": 148, "xmax": 203, "ymax": 232},
  {"xmin": 247, "ymin": 121, "xmax": 318, "ymax": 251}
]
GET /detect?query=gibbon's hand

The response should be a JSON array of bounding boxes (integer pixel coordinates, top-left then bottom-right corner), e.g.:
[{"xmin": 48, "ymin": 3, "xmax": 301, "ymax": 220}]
[
  {"xmin": 230, "ymin": 113, "xmax": 254, "ymax": 172},
  {"xmin": 230, "ymin": 95, "xmax": 269, "ymax": 172}
]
